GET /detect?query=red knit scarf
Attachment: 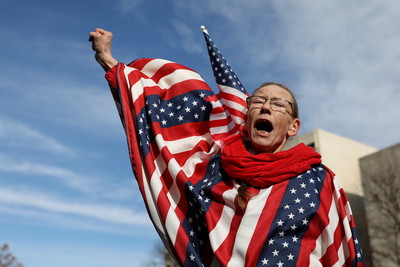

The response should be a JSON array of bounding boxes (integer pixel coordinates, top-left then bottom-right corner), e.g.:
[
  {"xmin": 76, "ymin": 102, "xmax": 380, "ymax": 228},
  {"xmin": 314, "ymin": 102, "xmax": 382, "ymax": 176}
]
[{"xmin": 221, "ymin": 134, "xmax": 322, "ymax": 188}]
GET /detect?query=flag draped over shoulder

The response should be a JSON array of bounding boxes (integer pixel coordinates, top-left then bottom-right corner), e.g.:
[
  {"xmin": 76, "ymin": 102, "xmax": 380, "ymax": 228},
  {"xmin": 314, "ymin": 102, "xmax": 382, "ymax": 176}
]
[
  {"xmin": 104, "ymin": 28, "xmax": 364, "ymax": 266},
  {"xmin": 106, "ymin": 56, "xmax": 248, "ymax": 266}
]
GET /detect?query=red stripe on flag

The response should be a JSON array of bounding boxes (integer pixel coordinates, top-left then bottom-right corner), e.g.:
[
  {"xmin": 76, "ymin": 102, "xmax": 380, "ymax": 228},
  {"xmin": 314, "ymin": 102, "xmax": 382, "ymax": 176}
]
[
  {"xmin": 320, "ymin": 187, "xmax": 357, "ymax": 266},
  {"xmin": 209, "ymin": 117, "xmax": 233, "ymax": 128},
  {"xmin": 172, "ymin": 141, "xmax": 214, "ymax": 173},
  {"xmin": 296, "ymin": 170, "xmax": 334, "ymax": 266},
  {"xmin": 245, "ymin": 180, "xmax": 290, "ymax": 266},
  {"xmin": 173, "ymin": 223, "xmax": 191, "ymax": 263},
  {"xmin": 150, "ymin": 121, "xmax": 211, "ymax": 141},
  {"xmin": 223, "ymin": 106, "xmax": 247, "ymax": 121},
  {"xmin": 206, "ymin": 181, "xmax": 235, "ymax": 231},
  {"xmin": 127, "ymin": 58, "xmax": 154, "ymax": 70},
  {"xmin": 147, "ymin": 61, "xmax": 197, "ymax": 83},
  {"xmin": 219, "ymin": 90, "xmax": 248, "ymax": 105},
  {"xmin": 210, "ymin": 132, "xmax": 236, "ymax": 142},
  {"xmin": 319, "ymin": 214, "xmax": 346, "ymax": 266},
  {"xmin": 114, "ymin": 63, "xmax": 145, "ymax": 185},
  {"xmin": 213, "ymin": 210, "xmax": 243, "ymax": 266}
]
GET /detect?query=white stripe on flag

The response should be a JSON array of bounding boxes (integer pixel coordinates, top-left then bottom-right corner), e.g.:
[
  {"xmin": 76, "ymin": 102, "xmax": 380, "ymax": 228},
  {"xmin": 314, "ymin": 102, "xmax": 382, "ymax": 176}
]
[
  {"xmin": 166, "ymin": 157, "xmax": 182, "ymax": 210},
  {"xmin": 164, "ymin": 159, "xmax": 182, "ymax": 246},
  {"xmin": 228, "ymin": 114, "xmax": 245, "ymax": 126},
  {"xmin": 209, "ymin": 111, "xmax": 228, "ymax": 121},
  {"xmin": 310, "ymin": 198, "xmax": 338, "ymax": 263},
  {"xmin": 220, "ymin": 97, "xmax": 247, "ymax": 113},
  {"xmin": 126, "ymin": 70, "xmax": 206, "ymax": 104},
  {"xmin": 333, "ymin": 180, "xmax": 353, "ymax": 265},
  {"xmin": 181, "ymin": 145, "xmax": 220, "ymax": 178},
  {"xmin": 332, "ymin": 179, "xmax": 353, "ymax": 243},
  {"xmin": 158, "ymin": 69, "xmax": 205, "ymax": 89},
  {"xmin": 130, "ymin": 77, "xmax": 156, "ymax": 102},
  {"xmin": 145, "ymin": 152, "xmax": 181, "ymax": 246},
  {"xmin": 142, "ymin": 159, "xmax": 165, "ymax": 234},
  {"xmin": 122, "ymin": 65, "xmax": 134, "ymax": 91},
  {"xmin": 219, "ymin": 84, "xmax": 248, "ymax": 99},
  {"xmin": 209, "ymin": 187, "xmax": 238, "ymax": 251},
  {"xmin": 332, "ymin": 237, "xmax": 349, "ymax": 267},
  {"xmin": 165, "ymin": 206, "xmax": 182, "ymax": 246},
  {"xmin": 158, "ymin": 133, "xmax": 214, "ymax": 154},
  {"xmin": 140, "ymin": 58, "xmax": 171, "ymax": 77},
  {"xmin": 227, "ymin": 187, "xmax": 272, "ymax": 267},
  {"xmin": 154, "ymin": 133, "xmax": 220, "ymax": 178},
  {"xmin": 210, "ymin": 121, "xmax": 236, "ymax": 135}
]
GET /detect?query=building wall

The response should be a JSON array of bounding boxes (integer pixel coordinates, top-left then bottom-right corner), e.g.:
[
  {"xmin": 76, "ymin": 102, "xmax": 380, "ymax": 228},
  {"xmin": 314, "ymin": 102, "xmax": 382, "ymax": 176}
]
[{"xmin": 359, "ymin": 143, "xmax": 400, "ymax": 267}]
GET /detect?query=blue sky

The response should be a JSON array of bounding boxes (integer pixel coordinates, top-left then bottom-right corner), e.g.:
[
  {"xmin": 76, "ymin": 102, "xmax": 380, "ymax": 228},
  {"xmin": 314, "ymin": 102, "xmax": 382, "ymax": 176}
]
[{"xmin": 0, "ymin": 0, "xmax": 399, "ymax": 266}]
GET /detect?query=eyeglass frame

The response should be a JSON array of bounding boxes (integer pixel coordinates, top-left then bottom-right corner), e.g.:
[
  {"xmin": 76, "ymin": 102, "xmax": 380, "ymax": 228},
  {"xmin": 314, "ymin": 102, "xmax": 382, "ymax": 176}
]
[{"xmin": 246, "ymin": 96, "xmax": 294, "ymax": 116}]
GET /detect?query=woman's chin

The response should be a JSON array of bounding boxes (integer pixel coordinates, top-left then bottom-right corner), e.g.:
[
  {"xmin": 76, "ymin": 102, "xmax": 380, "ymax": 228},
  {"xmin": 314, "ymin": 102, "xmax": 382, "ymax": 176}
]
[
  {"xmin": 248, "ymin": 141, "xmax": 273, "ymax": 154},
  {"xmin": 248, "ymin": 136, "xmax": 285, "ymax": 154}
]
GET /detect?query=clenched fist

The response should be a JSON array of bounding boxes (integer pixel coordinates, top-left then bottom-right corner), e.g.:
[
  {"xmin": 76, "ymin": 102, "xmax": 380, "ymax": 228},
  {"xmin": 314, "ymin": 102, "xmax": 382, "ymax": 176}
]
[{"xmin": 89, "ymin": 28, "xmax": 118, "ymax": 71}]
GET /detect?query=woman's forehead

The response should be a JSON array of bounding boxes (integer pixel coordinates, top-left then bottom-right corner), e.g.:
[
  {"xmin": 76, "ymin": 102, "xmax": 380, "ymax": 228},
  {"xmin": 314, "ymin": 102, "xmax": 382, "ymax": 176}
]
[{"xmin": 254, "ymin": 85, "xmax": 292, "ymax": 99}]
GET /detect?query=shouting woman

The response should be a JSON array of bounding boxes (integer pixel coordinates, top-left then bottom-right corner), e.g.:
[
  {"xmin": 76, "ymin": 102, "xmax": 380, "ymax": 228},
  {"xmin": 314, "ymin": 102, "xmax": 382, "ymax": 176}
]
[{"xmin": 89, "ymin": 28, "xmax": 364, "ymax": 267}]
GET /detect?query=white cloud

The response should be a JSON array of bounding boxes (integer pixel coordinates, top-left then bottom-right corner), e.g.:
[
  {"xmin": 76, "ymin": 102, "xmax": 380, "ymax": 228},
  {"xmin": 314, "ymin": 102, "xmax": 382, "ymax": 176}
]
[
  {"xmin": 114, "ymin": 0, "xmax": 144, "ymax": 14},
  {"xmin": 169, "ymin": 20, "xmax": 203, "ymax": 54},
  {"xmin": 0, "ymin": 186, "xmax": 151, "ymax": 226},
  {"xmin": 271, "ymin": 1, "xmax": 400, "ymax": 148},
  {"xmin": 0, "ymin": 115, "xmax": 73, "ymax": 155},
  {"xmin": 100, "ymin": 181, "xmax": 139, "ymax": 201},
  {"xmin": 42, "ymin": 85, "xmax": 122, "ymax": 132},
  {"xmin": 0, "ymin": 27, "xmax": 122, "ymax": 139},
  {"xmin": 0, "ymin": 204, "xmax": 152, "ymax": 237},
  {"xmin": 181, "ymin": 0, "xmax": 400, "ymax": 148},
  {"xmin": 0, "ymin": 153, "xmax": 102, "ymax": 193},
  {"xmin": 0, "ymin": 74, "xmax": 122, "ymax": 140}
]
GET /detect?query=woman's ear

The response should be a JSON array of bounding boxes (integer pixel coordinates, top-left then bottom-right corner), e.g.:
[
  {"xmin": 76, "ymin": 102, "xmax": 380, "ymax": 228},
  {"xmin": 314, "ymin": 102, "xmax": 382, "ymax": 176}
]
[{"xmin": 287, "ymin": 118, "xmax": 300, "ymax": 137}]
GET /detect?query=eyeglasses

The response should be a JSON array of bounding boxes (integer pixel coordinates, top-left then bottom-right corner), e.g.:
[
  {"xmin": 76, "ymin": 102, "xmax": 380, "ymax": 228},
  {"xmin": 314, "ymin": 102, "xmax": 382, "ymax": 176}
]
[{"xmin": 246, "ymin": 96, "xmax": 293, "ymax": 115}]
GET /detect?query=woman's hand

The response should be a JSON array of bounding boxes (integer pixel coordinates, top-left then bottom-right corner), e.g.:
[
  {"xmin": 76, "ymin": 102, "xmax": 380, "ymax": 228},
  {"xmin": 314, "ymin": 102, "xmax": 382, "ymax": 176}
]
[{"xmin": 89, "ymin": 28, "xmax": 118, "ymax": 71}]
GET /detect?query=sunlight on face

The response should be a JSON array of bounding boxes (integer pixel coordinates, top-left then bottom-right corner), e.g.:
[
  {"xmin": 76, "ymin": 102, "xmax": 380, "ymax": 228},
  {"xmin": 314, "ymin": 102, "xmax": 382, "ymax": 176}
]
[{"xmin": 244, "ymin": 85, "xmax": 300, "ymax": 154}]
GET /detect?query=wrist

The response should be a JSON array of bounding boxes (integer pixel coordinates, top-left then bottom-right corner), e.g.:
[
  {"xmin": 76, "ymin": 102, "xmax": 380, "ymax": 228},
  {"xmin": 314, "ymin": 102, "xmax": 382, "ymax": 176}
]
[{"xmin": 95, "ymin": 52, "xmax": 117, "ymax": 72}]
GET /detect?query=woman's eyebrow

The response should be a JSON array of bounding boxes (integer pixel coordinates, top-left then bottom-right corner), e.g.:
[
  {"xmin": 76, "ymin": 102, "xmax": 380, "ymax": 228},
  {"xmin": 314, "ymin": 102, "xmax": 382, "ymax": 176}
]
[{"xmin": 252, "ymin": 95, "xmax": 282, "ymax": 99}]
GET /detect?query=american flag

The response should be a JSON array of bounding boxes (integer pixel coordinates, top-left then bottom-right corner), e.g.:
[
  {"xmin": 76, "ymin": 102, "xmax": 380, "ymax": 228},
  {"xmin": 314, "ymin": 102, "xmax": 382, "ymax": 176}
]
[
  {"xmin": 200, "ymin": 26, "xmax": 248, "ymax": 142},
  {"xmin": 105, "ymin": 27, "xmax": 364, "ymax": 266}
]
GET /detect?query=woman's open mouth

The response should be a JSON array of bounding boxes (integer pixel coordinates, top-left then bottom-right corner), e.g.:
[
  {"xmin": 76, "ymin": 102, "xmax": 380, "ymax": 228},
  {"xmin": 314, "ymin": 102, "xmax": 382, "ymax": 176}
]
[{"xmin": 255, "ymin": 119, "xmax": 273, "ymax": 134}]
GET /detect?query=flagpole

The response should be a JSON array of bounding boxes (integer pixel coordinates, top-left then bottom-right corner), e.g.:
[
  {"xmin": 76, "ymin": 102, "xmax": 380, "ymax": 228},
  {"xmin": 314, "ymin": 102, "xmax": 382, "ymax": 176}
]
[{"xmin": 200, "ymin": 25, "xmax": 208, "ymax": 34}]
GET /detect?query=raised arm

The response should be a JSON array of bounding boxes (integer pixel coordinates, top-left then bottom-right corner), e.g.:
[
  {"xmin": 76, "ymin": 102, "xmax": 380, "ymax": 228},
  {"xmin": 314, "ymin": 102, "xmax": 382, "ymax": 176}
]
[{"xmin": 89, "ymin": 28, "xmax": 118, "ymax": 72}]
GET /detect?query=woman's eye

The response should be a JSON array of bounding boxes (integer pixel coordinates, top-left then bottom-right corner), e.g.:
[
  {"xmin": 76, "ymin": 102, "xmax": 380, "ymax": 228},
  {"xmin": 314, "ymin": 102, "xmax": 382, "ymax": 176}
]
[
  {"xmin": 272, "ymin": 102, "xmax": 285, "ymax": 107},
  {"xmin": 251, "ymin": 98, "xmax": 264, "ymax": 104}
]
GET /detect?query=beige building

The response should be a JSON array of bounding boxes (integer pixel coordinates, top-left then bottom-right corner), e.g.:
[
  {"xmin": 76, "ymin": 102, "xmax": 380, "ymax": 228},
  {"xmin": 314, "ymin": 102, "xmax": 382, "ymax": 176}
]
[{"xmin": 287, "ymin": 128, "xmax": 378, "ymax": 266}]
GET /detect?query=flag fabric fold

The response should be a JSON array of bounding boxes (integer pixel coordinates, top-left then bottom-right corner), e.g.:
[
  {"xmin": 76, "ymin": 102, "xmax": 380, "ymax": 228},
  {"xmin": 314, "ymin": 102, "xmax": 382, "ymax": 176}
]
[
  {"xmin": 104, "ymin": 29, "xmax": 364, "ymax": 266},
  {"xmin": 201, "ymin": 28, "xmax": 249, "ymax": 143}
]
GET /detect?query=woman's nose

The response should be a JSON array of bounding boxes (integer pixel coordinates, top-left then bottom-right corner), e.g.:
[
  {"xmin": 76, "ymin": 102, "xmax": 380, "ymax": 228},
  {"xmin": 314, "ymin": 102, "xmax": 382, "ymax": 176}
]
[{"xmin": 260, "ymin": 100, "xmax": 272, "ymax": 113}]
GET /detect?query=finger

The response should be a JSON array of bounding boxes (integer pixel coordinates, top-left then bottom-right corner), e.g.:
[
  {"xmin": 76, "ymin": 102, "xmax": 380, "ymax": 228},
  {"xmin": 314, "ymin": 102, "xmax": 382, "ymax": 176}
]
[
  {"xmin": 88, "ymin": 31, "xmax": 97, "ymax": 41},
  {"xmin": 97, "ymin": 28, "xmax": 106, "ymax": 35}
]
